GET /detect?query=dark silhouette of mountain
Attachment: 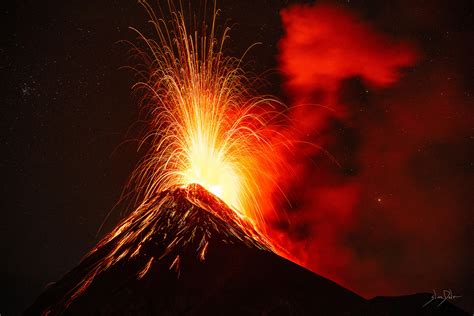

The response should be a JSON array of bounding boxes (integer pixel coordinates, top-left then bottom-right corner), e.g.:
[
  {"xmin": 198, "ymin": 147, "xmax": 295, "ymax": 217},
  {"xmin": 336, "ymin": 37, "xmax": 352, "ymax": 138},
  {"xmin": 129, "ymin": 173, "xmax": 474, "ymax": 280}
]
[{"xmin": 26, "ymin": 185, "xmax": 469, "ymax": 315}]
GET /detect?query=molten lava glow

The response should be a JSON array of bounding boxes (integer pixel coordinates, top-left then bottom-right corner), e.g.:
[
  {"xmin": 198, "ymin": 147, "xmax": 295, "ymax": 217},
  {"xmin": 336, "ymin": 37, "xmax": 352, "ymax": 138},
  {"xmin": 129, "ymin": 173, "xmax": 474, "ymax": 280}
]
[
  {"xmin": 185, "ymin": 147, "xmax": 239, "ymax": 213},
  {"xmin": 182, "ymin": 146, "xmax": 238, "ymax": 208},
  {"xmin": 128, "ymin": 2, "xmax": 284, "ymax": 224}
]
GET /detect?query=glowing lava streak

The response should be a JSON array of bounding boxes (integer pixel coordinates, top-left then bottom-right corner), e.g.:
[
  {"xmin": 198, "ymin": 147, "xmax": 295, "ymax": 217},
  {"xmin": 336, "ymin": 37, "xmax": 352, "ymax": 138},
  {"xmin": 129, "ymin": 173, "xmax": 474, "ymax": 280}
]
[{"xmin": 129, "ymin": 1, "xmax": 283, "ymax": 224}]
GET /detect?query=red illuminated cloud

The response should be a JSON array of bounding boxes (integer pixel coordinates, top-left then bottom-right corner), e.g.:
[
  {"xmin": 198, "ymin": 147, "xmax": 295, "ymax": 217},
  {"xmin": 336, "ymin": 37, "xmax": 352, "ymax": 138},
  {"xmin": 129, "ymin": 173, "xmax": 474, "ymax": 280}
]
[
  {"xmin": 279, "ymin": 4, "xmax": 417, "ymax": 95},
  {"xmin": 271, "ymin": 2, "xmax": 472, "ymax": 303}
]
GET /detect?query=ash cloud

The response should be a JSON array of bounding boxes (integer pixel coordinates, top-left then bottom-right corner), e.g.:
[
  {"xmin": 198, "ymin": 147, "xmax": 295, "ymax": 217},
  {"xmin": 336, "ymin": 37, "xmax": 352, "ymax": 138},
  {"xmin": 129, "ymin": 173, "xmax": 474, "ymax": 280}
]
[{"xmin": 269, "ymin": 2, "xmax": 473, "ymax": 300}]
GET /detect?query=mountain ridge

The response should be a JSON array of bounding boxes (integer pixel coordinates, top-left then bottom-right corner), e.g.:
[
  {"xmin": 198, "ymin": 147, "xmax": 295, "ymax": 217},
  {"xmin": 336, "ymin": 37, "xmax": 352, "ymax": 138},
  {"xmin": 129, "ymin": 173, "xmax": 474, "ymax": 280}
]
[{"xmin": 26, "ymin": 185, "xmax": 469, "ymax": 315}]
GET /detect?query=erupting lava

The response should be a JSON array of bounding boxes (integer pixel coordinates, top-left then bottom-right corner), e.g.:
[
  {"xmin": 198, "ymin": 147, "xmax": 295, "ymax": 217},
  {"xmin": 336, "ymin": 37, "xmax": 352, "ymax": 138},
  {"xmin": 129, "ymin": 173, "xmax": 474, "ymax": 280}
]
[
  {"xmin": 127, "ymin": 1, "xmax": 284, "ymax": 224},
  {"xmin": 42, "ymin": 2, "xmax": 288, "ymax": 310}
]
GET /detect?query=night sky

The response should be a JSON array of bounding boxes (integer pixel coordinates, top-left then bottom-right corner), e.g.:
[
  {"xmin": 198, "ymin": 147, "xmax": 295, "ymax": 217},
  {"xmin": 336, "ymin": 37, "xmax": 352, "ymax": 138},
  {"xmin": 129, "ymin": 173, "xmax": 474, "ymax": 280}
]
[{"xmin": 1, "ymin": 0, "xmax": 473, "ymax": 314}]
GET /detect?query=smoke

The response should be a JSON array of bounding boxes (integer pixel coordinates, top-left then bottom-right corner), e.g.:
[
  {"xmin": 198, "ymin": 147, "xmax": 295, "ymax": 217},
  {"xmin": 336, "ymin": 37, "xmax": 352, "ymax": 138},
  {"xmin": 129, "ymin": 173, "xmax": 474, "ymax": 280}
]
[{"xmin": 269, "ymin": 3, "xmax": 473, "ymax": 298}]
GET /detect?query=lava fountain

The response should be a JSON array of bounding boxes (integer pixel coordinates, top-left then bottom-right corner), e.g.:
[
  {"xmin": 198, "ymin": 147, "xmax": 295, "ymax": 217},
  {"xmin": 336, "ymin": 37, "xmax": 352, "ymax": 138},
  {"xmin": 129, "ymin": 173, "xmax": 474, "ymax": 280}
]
[
  {"xmin": 46, "ymin": 1, "xmax": 290, "ymax": 310},
  {"xmin": 126, "ymin": 0, "xmax": 286, "ymax": 225}
]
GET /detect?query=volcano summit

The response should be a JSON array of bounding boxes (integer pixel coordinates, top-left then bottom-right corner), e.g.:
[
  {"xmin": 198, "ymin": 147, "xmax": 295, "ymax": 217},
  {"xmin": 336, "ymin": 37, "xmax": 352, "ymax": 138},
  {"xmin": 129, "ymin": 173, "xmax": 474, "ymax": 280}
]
[{"xmin": 27, "ymin": 185, "xmax": 468, "ymax": 315}]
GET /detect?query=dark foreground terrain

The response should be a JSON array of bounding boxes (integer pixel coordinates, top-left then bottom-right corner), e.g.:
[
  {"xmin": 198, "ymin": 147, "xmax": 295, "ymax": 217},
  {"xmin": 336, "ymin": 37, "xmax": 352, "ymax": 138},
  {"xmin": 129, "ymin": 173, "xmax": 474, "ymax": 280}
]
[{"xmin": 27, "ymin": 185, "xmax": 469, "ymax": 315}]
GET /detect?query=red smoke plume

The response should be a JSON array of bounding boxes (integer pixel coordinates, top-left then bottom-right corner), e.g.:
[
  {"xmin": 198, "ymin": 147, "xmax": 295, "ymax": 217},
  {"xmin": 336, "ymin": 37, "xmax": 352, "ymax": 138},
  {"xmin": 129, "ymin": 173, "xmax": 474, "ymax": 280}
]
[{"xmin": 270, "ymin": 3, "xmax": 473, "ymax": 299}]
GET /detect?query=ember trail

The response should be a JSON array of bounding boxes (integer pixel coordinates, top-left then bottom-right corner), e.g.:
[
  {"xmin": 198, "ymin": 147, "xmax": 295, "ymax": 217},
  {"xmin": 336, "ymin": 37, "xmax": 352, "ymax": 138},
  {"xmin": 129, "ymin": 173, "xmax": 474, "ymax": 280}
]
[{"xmin": 128, "ymin": 1, "xmax": 283, "ymax": 224}]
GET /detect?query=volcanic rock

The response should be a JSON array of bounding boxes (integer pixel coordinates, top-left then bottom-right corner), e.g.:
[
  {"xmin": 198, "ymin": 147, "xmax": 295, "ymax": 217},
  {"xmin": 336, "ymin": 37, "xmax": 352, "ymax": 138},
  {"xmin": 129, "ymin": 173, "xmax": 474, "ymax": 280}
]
[{"xmin": 26, "ymin": 184, "xmax": 469, "ymax": 315}]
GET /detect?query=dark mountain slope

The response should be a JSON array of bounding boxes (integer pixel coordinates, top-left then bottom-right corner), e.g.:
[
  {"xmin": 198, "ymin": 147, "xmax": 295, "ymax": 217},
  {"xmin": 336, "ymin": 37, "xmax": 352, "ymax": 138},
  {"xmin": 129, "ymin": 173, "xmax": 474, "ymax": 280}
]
[{"xmin": 26, "ymin": 185, "xmax": 468, "ymax": 315}]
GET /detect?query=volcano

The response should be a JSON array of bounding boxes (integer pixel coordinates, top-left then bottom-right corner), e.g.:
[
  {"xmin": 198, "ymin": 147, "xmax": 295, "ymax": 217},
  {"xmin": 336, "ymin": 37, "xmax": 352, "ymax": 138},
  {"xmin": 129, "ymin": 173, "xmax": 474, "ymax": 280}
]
[{"xmin": 26, "ymin": 185, "xmax": 468, "ymax": 315}]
